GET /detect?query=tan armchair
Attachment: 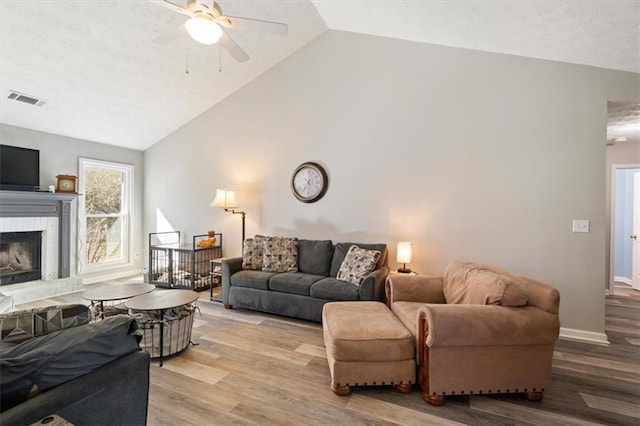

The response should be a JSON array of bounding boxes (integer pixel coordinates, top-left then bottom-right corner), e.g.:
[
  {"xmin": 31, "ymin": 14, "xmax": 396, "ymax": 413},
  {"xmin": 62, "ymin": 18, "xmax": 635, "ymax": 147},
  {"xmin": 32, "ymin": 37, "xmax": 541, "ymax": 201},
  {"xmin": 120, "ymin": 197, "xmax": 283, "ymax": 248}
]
[{"xmin": 386, "ymin": 262, "xmax": 560, "ymax": 406}]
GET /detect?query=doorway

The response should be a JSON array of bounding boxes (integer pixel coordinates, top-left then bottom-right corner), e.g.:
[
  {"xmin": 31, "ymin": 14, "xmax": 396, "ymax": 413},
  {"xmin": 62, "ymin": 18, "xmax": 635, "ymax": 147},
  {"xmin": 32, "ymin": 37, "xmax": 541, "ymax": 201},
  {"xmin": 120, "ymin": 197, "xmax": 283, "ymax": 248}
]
[
  {"xmin": 606, "ymin": 101, "xmax": 640, "ymax": 297},
  {"xmin": 610, "ymin": 165, "xmax": 640, "ymax": 295}
]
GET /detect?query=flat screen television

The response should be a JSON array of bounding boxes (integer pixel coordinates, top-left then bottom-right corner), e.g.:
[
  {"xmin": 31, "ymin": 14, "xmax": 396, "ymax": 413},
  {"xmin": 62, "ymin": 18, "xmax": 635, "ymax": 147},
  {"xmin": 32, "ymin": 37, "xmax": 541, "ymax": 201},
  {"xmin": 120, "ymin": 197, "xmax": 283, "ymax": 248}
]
[{"xmin": 0, "ymin": 145, "xmax": 40, "ymax": 191}]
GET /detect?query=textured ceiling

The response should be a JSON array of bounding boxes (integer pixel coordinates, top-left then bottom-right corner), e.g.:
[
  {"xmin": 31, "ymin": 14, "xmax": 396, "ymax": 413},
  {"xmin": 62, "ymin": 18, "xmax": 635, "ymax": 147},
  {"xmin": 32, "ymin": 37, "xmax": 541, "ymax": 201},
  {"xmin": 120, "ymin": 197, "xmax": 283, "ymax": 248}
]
[
  {"xmin": 312, "ymin": 0, "xmax": 640, "ymax": 73},
  {"xmin": 0, "ymin": 1, "xmax": 638, "ymax": 151},
  {"xmin": 0, "ymin": 0, "xmax": 326, "ymax": 150},
  {"xmin": 607, "ymin": 101, "xmax": 640, "ymax": 144}
]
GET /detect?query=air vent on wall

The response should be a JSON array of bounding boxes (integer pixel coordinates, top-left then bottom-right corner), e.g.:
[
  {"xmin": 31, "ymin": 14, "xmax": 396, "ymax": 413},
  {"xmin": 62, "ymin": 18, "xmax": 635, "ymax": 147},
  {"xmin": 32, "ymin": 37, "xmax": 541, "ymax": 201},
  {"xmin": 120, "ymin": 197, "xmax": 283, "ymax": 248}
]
[{"xmin": 7, "ymin": 91, "xmax": 46, "ymax": 107}]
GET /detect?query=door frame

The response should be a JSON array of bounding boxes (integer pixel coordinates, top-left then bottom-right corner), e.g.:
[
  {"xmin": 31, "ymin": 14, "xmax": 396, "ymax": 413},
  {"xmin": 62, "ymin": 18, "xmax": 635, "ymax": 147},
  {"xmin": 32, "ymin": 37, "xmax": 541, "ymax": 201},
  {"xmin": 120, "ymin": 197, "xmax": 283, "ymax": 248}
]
[
  {"xmin": 633, "ymin": 172, "xmax": 640, "ymax": 289},
  {"xmin": 609, "ymin": 163, "xmax": 640, "ymax": 293}
]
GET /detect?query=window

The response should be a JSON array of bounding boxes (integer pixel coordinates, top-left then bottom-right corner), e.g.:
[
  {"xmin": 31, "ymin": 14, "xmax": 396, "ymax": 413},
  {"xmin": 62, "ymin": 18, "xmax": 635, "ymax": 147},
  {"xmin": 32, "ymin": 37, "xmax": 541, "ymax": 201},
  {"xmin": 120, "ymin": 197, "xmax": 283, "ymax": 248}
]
[{"xmin": 78, "ymin": 158, "xmax": 134, "ymax": 272}]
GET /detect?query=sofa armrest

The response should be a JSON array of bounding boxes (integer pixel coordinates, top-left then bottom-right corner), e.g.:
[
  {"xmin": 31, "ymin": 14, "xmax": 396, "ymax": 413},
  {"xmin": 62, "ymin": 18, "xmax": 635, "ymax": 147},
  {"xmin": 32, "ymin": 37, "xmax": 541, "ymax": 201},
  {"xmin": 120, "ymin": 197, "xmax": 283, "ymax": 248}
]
[
  {"xmin": 418, "ymin": 304, "xmax": 560, "ymax": 348},
  {"xmin": 221, "ymin": 257, "xmax": 243, "ymax": 304},
  {"xmin": 385, "ymin": 274, "xmax": 446, "ymax": 305},
  {"xmin": 358, "ymin": 266, "xmax": 390, "ymax": 302}
]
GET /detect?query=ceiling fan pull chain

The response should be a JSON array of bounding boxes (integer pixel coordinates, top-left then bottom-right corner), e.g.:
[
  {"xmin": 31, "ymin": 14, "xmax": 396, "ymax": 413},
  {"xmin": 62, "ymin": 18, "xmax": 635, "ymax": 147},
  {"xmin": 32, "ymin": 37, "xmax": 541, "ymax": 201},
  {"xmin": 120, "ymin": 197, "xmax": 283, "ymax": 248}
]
[
  {"xmin": 218, "ymin": 43, "xmax": 222, "ymax": 73},
  {"xmin": 185, "ymin": 47, "xmax": 190, "ymax": 74}
]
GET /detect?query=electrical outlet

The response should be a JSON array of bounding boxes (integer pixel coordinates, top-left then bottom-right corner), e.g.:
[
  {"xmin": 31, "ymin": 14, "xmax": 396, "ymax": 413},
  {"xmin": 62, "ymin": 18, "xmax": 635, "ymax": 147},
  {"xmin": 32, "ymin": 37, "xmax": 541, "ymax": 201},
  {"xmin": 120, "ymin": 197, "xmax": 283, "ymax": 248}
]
[{"xmin": 572, "ymin": 219, "xmax": 589, "ymax": 233}]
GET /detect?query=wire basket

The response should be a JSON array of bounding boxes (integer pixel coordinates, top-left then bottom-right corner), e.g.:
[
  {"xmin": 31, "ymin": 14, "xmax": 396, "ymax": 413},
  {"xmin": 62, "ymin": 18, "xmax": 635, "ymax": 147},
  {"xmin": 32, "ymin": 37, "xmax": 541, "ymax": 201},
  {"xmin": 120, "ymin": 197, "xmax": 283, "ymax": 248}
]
[{"xmin": 129, "ymin": 304, "xmax": 197, "ymax": 358}]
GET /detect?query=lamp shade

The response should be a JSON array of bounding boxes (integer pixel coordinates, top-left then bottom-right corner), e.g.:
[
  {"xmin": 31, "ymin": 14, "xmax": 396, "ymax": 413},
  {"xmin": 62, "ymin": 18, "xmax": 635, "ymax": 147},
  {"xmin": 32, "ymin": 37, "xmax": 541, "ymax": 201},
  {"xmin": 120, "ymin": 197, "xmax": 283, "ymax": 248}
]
[
  {"xmin": 185, "ymin": 15, "xmax": 223, "ymax": 45},
  {"xmin": 397, "ymin": 242, "xmax": 413, "ymax": 264},
  {"xmin": 211, "ymin": 188, "xmax": 238, "ymax": 209}
]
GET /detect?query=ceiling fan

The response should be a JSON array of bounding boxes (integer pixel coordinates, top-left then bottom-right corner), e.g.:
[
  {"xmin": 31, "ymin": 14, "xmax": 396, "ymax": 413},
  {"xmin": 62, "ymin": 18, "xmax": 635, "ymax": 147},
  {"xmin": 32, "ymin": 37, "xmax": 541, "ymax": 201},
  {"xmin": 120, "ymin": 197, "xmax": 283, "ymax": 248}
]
[{"xmin": 151, "ymin": 0, "xmax": 288, "ymax": 63}]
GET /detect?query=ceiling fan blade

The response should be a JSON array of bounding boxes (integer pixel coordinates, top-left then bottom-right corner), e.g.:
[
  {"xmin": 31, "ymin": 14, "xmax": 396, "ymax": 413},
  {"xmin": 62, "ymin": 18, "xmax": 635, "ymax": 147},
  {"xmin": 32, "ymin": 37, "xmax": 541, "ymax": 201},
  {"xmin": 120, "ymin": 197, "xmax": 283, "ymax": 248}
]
[
  {"xmin": 150, "ymin": 0, "xmax": 193, "ymax": 17},
  {"xmin": 219, "ymin": 30, "xmax": 249, "ymax": 62},
  {"xmin": 152, "ymin": 23, "xmax": 186, "ymax": 45},
  {"xmin": 193, "ymin": 0, "xmax": 215, "ymax": 13},
  {"xmin": 221, "ymin": 15, "xmax": 288, "ymax": 36}
]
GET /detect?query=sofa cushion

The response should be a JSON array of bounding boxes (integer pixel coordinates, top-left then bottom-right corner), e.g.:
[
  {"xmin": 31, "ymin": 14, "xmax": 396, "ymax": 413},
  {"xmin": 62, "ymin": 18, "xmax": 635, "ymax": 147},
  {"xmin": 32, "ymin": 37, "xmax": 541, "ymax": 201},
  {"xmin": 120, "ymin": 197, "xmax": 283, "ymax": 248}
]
[
  {"xmin": 336, "ymin": 245, "xmax": 381, "ymax": 286},
  {"xmin": 444, "ymin": 262, "xmax": 528, "ymax": 307},
  {"xmin": 329, "ymin": 243, "xmax": 387, "ymax": 277},
  {"xmin": 1, "ymin": 304, "xmax": 91, "ymax": 343},
  {"xmin": 262, "ymin": 237, "xmax": 299, "ymax": 273},
  {"xmin": 242, "ymin": 236, "xmax": 266, "ymax": 270},
  {"xmin": 0, "ymin": 315, "xmax": 140, "ymax": 412},
  {"xmin": 268, "ymin": 273, "xmax": 325, "ymax": 296},
  {"xmin": 310, "ymin": 278, "xmax": 360, "ymax": 301},
  {"xmin": 230, "ymin": 270, "xmax": 277, "ymax": 290},
  {"xmin": 298, "ymin": 239, "xmax": 333, "ymax": 276}
]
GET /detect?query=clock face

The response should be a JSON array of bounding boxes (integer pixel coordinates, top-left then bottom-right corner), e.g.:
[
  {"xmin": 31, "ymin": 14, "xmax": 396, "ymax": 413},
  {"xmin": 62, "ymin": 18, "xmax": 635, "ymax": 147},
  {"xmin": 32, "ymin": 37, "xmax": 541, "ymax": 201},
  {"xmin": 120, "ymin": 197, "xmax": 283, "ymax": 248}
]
[
  {"xmin": 291, "ymin": 162, "xmax": 328, "ymax": 203},
  {"xmin": 60, "ymin": 180, "xmax": 73, "ymax": 190}
]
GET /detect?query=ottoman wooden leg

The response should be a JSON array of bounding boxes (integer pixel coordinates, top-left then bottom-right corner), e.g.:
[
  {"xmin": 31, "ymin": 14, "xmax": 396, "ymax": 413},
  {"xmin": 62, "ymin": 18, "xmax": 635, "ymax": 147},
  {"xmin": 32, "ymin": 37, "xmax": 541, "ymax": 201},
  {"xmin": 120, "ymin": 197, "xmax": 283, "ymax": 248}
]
[
  {"xmin": 422, "ymin": 392, "xmax": 445, "ymax": 406},
  {"xmin": 394, "ymin": 383, "xmax": 412, "ymax": 394},
  {"xmin": 331, "ymin": 384, "xmax": 351, "ymax": 396},
  {"xmin": 523, "ymin": 391, "xmax": 543, "ymax": 402},
  {"xmin": 223, "ymin": 304, "xmax": 233, "ymax": 309}
]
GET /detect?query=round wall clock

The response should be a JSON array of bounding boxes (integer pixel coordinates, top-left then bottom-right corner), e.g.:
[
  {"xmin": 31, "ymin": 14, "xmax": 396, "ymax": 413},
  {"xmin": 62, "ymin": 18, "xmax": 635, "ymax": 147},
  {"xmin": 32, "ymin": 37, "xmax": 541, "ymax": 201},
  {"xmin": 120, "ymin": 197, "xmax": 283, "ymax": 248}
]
[{"xmin": 291, "ymin": 162, "xmax": 328, "ymax": 203}]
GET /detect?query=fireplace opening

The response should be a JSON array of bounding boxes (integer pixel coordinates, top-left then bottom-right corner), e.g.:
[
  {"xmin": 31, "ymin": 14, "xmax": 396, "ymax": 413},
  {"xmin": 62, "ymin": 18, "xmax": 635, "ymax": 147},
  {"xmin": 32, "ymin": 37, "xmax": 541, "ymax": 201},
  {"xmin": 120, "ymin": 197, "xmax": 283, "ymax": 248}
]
[{"xmin": 0, "ymin": 231, "xmax": 42, "ymax": 286}]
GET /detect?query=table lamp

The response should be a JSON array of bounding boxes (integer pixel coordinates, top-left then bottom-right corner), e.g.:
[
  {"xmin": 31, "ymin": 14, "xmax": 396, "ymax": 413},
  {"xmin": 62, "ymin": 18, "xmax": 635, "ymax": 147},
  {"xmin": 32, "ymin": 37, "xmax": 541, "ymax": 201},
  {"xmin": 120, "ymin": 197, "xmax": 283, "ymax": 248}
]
[{"xmin": 397, "ymin": 242, "xmax": 413, "ymax": 273}]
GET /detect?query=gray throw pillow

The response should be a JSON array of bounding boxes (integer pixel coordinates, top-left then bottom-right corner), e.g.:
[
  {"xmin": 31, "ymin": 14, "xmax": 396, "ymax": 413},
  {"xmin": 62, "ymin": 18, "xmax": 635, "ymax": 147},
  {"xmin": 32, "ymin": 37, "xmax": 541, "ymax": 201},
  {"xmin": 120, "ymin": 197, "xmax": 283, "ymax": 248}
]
[{"xmin": 298, "ymin": 239, "xmax": 333, "ymax": 276}]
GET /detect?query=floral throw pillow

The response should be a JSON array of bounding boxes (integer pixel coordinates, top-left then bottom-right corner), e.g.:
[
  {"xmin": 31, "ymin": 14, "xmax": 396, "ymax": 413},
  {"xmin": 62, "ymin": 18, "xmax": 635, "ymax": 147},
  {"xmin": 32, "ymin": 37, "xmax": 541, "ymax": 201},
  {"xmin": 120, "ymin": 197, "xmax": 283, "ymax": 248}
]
[
  {"xmin": 262, "ymin": 237, "xmax": 299, "ymax": 273},
  {"xmin": 242, "ymin": 236, "xmax": 266, "ymax": 270},
  {"xmin": 336, "ymin": 245, "xmax": 381, "ymax": 286}
]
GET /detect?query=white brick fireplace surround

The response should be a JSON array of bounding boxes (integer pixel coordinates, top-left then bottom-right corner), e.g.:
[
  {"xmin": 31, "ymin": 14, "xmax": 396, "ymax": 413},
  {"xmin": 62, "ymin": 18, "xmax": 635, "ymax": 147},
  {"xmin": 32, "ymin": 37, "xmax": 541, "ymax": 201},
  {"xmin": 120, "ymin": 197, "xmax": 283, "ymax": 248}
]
[{"xmin": 0, "ymin": 191, "xmax": 80, "ymax": 304}]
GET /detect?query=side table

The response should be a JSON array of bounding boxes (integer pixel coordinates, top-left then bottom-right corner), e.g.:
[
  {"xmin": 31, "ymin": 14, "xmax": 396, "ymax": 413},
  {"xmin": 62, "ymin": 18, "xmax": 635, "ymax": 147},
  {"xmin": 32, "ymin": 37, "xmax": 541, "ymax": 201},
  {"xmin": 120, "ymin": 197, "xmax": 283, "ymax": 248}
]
[
  {"xmin": 390, "ymin": 270, "xmax": 418, "ymax": 276},
  {"xmin": 126, "ymin": 290, "xmax": 199, "ymax": 366},
  {"xmin": 209, "ymin": 258, "xmax": 226, "ymax": 302},
  {"xmin": 82, "ymin": 283, "xmax": 155, "ymax": 320}
]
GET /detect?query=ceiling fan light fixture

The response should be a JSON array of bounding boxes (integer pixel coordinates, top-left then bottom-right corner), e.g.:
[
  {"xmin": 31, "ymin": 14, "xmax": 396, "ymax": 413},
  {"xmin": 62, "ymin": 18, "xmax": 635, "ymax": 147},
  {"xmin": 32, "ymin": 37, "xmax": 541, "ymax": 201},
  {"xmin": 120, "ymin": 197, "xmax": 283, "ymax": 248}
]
[{"xmin": 185, "ymin": 15, "xmax": 222, "ymax": 45}]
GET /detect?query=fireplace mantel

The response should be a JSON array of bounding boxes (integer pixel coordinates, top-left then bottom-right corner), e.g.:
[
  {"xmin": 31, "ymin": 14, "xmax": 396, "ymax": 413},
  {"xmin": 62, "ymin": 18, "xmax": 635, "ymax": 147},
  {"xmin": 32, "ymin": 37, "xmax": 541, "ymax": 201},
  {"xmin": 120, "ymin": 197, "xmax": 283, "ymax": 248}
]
[{"xmin": 0, "ymin": 190, "xmax": 78, "ymax": 278}]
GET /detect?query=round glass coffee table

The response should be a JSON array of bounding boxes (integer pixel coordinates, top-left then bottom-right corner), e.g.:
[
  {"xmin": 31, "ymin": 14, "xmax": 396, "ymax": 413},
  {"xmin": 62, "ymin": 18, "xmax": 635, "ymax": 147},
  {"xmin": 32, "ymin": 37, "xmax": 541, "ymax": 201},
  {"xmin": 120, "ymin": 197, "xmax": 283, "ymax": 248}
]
[
  {"xmin": 126, "ymin": 290, "xmax": 199, "ymax": 366},
  {"xmin": 82, "ymin": 283, "xmax": 155, "ymax": 319}
]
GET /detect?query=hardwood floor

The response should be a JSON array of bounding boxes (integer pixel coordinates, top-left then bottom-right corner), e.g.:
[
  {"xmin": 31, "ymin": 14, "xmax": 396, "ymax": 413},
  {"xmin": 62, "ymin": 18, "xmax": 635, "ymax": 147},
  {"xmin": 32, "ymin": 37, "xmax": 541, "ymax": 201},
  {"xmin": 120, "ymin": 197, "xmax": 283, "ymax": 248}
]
[{"xmin": 17, "ymin": 277, "xmax": 640, "ymax": 425}]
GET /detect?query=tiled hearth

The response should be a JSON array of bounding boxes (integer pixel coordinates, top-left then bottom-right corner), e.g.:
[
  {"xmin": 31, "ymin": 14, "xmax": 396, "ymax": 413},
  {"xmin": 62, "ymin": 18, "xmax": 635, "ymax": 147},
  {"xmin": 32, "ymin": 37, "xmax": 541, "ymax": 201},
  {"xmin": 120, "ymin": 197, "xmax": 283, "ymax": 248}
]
[{"xmin": 0, "ymin": 191, "xmax": 81, "ymax": 304}]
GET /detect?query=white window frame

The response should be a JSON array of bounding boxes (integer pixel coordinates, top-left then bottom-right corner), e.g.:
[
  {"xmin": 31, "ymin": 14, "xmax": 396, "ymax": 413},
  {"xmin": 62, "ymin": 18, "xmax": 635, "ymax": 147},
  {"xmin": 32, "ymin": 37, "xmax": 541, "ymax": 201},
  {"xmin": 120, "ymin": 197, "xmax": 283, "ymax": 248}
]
[{"xmin": 78, "ymin": 158, "xmax": 134, "ymax": 274}]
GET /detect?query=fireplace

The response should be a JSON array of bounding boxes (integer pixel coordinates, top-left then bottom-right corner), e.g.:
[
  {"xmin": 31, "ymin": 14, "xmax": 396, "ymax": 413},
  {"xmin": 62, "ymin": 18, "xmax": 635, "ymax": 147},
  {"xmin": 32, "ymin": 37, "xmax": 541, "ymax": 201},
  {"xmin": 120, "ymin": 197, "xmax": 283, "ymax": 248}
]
[
  {"xmin": 0, "ymin": 231, "xmax": 42, "ymax": 285},
  {"xmin": 0, "ymin": 191, "xmax": 80, "ymax": 304}
]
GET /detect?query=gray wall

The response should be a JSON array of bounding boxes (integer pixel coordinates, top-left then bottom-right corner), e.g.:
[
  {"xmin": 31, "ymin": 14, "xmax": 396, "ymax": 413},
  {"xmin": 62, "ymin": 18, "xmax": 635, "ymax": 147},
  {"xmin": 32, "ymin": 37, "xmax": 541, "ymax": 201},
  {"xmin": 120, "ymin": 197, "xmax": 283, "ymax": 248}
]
[
  {"xmin": 0, "ymin": 123, "xmax": 145, "ymax": 275},
  {"xmin": 144, "ymin": 30, "xmax": 640, "ymax": 336},
  {"xmin": 613, "ymin": 169, "xmax": 637, "ymax": 280}
]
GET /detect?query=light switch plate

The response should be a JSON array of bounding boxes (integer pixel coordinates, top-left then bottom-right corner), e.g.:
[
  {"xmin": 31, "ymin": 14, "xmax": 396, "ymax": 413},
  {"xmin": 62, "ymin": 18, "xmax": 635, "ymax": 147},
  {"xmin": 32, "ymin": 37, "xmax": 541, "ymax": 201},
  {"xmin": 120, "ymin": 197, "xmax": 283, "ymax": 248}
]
[{"xmin": 572, "ymin": 219, "xmax": 589, "ymax": 233}]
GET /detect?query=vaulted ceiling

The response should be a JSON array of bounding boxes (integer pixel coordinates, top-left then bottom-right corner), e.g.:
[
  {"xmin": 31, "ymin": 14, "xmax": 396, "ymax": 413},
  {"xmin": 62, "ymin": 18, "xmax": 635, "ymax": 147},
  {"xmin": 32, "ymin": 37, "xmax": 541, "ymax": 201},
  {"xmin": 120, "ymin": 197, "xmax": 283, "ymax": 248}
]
[{"xmin": 1, "ymin": 0, "xmax": 638, "ymax": 151}]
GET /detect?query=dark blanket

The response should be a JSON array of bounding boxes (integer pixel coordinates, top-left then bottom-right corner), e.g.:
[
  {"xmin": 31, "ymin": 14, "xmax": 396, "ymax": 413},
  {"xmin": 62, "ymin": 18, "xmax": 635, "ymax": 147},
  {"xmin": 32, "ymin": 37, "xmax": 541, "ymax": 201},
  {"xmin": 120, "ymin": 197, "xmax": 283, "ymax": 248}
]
[{"xmin": 0, "ymin": 315, "xmax": 140, "ymax": 411}]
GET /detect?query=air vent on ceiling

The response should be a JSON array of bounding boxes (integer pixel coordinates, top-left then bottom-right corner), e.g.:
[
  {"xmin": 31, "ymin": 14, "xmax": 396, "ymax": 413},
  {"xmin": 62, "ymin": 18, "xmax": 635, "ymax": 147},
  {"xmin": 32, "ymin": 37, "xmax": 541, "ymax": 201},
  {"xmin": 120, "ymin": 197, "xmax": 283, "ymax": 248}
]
[{"xmin": 7, "ymin": 91, "xmax": 47, "ymax": 107}]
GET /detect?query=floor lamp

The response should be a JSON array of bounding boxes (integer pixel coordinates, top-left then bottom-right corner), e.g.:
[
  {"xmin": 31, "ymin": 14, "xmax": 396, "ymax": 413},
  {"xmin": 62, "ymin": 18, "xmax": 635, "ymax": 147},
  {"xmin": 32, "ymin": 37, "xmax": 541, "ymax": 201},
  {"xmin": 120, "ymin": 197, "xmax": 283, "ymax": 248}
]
[{"xmin": 211, "ymin": 188, "xmax": 246, "ymax": 244}]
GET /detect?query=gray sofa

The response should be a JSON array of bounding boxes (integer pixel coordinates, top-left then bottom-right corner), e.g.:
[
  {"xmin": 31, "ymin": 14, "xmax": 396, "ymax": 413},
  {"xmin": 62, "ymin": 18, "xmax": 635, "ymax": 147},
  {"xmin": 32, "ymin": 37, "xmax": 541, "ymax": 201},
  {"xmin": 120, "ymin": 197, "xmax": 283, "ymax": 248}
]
[
  {"xmin": 222, "ymin": 240, "xmax": 389, "ymax": 322},
  {"xmin": 0, "ymin": 309, "xmax": 150, "ymax": 425}
]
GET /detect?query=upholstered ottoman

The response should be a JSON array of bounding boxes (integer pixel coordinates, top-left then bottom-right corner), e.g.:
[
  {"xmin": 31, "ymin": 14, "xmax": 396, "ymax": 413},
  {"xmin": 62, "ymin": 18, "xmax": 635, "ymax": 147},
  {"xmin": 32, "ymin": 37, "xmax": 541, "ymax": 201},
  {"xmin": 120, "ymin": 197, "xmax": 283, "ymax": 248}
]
[{"xmin": 322, "ymin": 301, "xmax": 415, "ymax": 395}]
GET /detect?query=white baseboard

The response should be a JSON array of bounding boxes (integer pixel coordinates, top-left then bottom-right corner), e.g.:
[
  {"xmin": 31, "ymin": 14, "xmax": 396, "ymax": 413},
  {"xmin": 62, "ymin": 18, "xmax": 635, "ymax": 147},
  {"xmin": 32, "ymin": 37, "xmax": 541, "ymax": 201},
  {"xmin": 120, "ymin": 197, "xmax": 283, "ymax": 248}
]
[
  {"xmin": 614, "ymin": 276, "xmax": 633, "ymax": 286},
  {"xmin": 559, "ymin": 327, "xmax": 610, "ymax": 346},
  {"xmin": 80, "ymin": 268, "xmax": 141, "ymax": 285}
]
